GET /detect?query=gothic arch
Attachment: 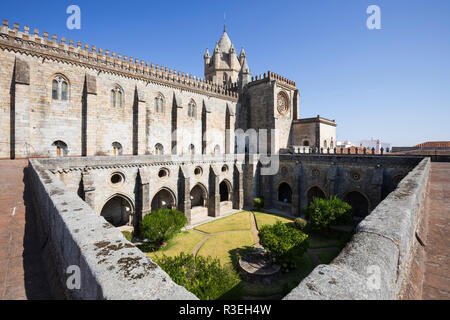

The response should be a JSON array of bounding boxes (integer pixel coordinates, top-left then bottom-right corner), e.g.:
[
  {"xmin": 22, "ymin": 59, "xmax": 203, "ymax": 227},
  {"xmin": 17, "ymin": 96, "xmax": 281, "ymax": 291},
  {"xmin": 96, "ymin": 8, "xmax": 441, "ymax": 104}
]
[
  {"xmin": 191, "ymin": 183, "xmax": 208, "ymax": 208},
  {"xmin": 278, "ymin": 182, "xmax": 293, "ymax": 204},
  {"xmin": 50, "ymin": 73, "xmax": 70, "ymax": 101},
  {"xmin": 52, "ymin": 140, "xmax": 68, "ymax": 157},
  {"xmin": 151, "ymin": 187, "xmax": 177, "ymax": 212},
  {"xmin": 219, "ymin": 179, "xmax": 232, "ymax": 202},
  {"xmin": 154, "ymin": 92, "xmax": 165, "ymax": 114},
  {"xmin": 306, "ymin": 185, "xmax": 326, "ymax": 205},
  {"xmin": 343, "ymin": 191, "xmax": 371, "ymax": 219},
  {"xmin": 100, "ymin": 193, "xmax": 135, "ymax": 228}
]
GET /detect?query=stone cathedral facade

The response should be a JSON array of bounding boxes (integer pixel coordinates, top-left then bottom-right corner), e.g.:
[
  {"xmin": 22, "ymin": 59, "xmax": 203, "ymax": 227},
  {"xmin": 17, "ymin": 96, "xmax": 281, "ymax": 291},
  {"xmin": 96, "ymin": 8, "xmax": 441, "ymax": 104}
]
[
  {"xmin": 0, "ymin": 22, "xmax": 322, "ymax": 160},
  {"xmin": 1, "ymin": 20, "xmax": 414, "ymax": 231}
]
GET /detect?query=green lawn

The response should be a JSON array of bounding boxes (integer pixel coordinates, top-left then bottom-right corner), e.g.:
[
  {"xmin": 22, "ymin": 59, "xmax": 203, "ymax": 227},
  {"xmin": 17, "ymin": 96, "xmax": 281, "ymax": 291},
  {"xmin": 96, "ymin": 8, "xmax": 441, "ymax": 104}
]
[
  {"xmin": 195, "ymin": 211, "xmax": 252, "ymax": 234},
  {"xmin": 146, "ymin": 230, "xmax": 206, "ymax": 260},
  {"xmin": 137, "ymin": 211, "xmax": 353, "ymax": 300},
  {"xmin": 253, "ymin": 211, "xmax": 294, "ymax": 230},
  {"xmin": 196, "ymin": 231, "xmax": 256, "ymax": 266}
]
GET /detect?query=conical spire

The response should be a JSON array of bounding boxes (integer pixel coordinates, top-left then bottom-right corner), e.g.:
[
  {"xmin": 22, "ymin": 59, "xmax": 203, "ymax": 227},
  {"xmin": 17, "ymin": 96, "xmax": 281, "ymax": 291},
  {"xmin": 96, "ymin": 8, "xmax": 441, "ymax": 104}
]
[
  {"xmin": 218, "ymin": 30, "xmax": 232, "ymax": 52},
  {"xmin": 240, "ymin": 56, "xmax": 250, "ymax": 74},
  {"xmin": 204, "ymin": 48, "xmax": 210, "ymax": 58},
  {"xmin": 239, "ymin": 47, "xmax": 246, "ymax": 59}
]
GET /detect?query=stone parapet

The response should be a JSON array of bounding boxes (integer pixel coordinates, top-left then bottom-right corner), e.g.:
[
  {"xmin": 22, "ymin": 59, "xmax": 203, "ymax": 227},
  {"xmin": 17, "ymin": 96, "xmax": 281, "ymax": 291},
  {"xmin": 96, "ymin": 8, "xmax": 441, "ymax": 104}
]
[
  {"xmin": 28, "ymin": 158, "xmax": 197, "ymax": 300},
  {"xmin": 284, "ymin": 157, "xmax": 431, "ymax": 300}
]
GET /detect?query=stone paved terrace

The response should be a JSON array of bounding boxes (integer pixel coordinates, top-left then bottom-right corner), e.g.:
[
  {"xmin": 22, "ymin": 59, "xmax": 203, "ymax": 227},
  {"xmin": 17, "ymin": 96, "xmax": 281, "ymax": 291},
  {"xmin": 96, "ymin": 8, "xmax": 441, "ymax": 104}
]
[
  {"xmin": 421, "ymin": 162, "xmax": 450, "ymax": 299},
  {"xmin": 0, "ymin": 160, "xmax": 52, "ymax": 300}
]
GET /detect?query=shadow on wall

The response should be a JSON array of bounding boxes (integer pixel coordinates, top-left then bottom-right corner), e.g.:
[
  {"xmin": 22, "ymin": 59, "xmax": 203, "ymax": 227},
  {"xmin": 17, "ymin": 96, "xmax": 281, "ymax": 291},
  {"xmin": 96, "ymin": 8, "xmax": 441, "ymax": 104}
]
[{"xmin": 22, "ymin": 167, "xmax": 55, "ymax": 300}]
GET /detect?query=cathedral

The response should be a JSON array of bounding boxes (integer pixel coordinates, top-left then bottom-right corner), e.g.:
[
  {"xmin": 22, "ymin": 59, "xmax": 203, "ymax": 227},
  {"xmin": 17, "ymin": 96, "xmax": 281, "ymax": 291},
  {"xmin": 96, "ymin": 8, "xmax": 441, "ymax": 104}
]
[
  {"xmin": 0, "ymin": 21, "xmax": 336, "ymax": 160},
  {"xmin": 0, "ymin": 19, "xmax": 412, "ymax": 230}
]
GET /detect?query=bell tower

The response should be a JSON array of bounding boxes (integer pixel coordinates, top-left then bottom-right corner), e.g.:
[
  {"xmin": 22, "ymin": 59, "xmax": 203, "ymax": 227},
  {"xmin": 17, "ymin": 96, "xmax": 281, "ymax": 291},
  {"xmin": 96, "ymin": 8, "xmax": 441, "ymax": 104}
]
[{"xmin": 204, "ymin": 27, "xmax": 250, "ymax": 86}]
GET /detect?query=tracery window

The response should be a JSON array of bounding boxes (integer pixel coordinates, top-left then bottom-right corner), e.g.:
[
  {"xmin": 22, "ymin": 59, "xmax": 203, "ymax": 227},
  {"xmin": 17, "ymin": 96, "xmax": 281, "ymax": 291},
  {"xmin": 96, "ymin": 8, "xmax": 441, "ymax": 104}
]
[
  {"xmin": 110, "ymin": 86, "xmax": 123, "ymax": 108},
  {"xmin": 52, "ymin": 76, "xmax": 69, "ymax": 101},
  {"xmin": 155, "ymin": 95, "xmax": 164, "ymax": 114},
  {"xmin": 277, "ymin": 91, "xmax": 289, "ymax": 115},
  {"xmin": 188, "ymin": 100, "xmax": 196, "ymax": 118}
]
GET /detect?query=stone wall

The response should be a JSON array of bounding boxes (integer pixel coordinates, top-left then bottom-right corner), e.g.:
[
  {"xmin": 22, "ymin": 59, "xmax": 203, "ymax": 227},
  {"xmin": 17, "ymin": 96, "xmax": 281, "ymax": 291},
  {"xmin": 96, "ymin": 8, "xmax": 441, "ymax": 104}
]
[
  {"xmin": 38, "ymin": 155, "xmax": 243, "ymax": 226},
  {"xmin": 0, "ymin": 22, "xmax": 238, "ymax": 160},
  {"xmin": 284, "ymin": 157, "xmax": 430, "ymax": 300},
  {"xmin": 27, "ymin": 158, "xmax": 197, "ymax": 300}
]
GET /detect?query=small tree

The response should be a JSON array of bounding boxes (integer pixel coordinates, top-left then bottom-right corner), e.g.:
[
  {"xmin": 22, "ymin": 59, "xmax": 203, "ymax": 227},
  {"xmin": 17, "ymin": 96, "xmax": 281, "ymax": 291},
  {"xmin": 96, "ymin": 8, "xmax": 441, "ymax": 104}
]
[
  {"xmin": 259, "ymin": 222, "xmax": 309, "ymax": 269},
  {"xmin": 308, "ymin": 196, "xmax": 353, "ymax": 231},
  {"xmin": 154, "ymin": 253, "xmax": 240, "ymax": 300},
  {"xmin": 140, "ymin": 208, "xmax": 187, "ymax": 246},
  {"xmin": 253, "ymin": 198, "xmax": 264, "ymax": 210}
]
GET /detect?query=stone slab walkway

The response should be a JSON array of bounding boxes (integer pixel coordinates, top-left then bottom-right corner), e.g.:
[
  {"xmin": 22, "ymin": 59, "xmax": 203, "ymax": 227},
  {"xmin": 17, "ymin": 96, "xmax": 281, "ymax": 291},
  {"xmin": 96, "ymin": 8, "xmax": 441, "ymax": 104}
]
[
  {"xmin": 0, "ymin": 160, "xmax": 52, "ymax": 300},
  {"xmin": 422, "ymin": 162, "xmax": 450, "ymax": 300}
]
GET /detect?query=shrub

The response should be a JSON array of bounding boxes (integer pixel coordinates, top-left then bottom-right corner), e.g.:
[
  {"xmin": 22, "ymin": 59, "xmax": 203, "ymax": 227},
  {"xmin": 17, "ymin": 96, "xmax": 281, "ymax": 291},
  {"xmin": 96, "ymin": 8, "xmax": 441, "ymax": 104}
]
[
  {"xmin": 140, "ymin": 209, "xmax": 187, "ymax": 246},
  {"xmin": 259, "ymin": 221, "xmax": 309, "ymax": 268},
  {"xmin": 294, "ymin": 218, "xmax": 307, "ymax": 231},
  {"xmin": 253, "ymin": 198, "xmax": 264, "ymax": 210},
  {"xmin": 307, "ymin": 196, "xmax": 353, "ymax": 231},
  {"xmin": 154, "ymin": 253, "xmax": 240, "ymax": 300}
]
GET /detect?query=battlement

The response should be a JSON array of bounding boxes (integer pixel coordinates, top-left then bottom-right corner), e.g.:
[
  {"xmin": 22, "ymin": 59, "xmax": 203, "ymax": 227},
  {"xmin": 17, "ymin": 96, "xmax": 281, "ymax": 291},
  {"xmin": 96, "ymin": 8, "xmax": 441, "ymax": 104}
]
[
  {"xmin": 0, "ymin": 19, "xmax": 238, "ymax": 101},
  {"xmin": 249, "ymin": 70, "xmax": 296, "ymax": 88}
]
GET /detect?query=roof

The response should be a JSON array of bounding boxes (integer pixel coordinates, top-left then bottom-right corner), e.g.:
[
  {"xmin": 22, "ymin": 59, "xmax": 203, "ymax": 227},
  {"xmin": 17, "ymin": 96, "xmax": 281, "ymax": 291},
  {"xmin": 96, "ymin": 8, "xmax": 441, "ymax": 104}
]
[
  {"xmin": 414, "ymin": 141, "xmax": 450, "ymax": 148},
  {"xmin": 218, "ymin": 30, "xmax": 232, "ymax": 52}
]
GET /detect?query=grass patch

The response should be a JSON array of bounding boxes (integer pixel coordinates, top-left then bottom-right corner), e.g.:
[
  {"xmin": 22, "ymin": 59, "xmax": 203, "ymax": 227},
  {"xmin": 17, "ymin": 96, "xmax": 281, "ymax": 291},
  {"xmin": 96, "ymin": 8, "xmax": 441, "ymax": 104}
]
[
  {"xmin": 308, "ymin": 230, "xmax": 354, "ymax": 249},
  {"xmin": 253, "ymin": 211, "xmax": 294, "ymax": 230},
  {"xmin": 145, "ymin": 230, "xmax": 206, "ymax": 260},
  {"xmin": 317, "ymin": 248, "xmax": 342, "ymax": 264},
  {"xmin": 195, "ymin": 211, "xmax": 252, "ymax": 234},
  {"xmin": 197, "ymin": 231, "xmax": 256, "ymax": 266}
]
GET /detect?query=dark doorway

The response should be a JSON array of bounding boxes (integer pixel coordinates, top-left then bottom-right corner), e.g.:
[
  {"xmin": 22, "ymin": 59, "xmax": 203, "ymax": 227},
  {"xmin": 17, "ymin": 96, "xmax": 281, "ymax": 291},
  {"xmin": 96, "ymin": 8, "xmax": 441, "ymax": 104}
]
[
  {"xmin": 307, "ymin": 186, "xmax": 326, "ymax": 205},
  {"xmin": 220, "ymin": 181, "xmax": 230, "ymax": 202},
  {"xmin": 278, "ymin": 183, "xmax": 292, "ymax": 204},
  {"xmin": 344, "ymin": 192, "xmax": 370, "ymax": 218},
  {"xmin": 101, "ymin": 196, "xmax": 133, "ymax": 227}
]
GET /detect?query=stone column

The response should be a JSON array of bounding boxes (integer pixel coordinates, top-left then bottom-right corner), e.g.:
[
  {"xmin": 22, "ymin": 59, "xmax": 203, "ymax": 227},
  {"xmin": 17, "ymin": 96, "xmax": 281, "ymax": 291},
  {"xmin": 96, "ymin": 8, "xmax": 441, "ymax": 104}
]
[
  {"xmin": 291, "ymin": 164, "xmax": 301, "ymax": 217},
  {"xmin": 83, "ymin": 74, "xmax": 97, "ymax": 156},
  {"xmin": 243, "ymin": 155, "xmax": 260, "ymax": 208},
  {"xmin": 12, "ymin": 58, "xmax": 31, "ymax": 158},
  {"xmin": 371, "ymin": 166, "xmax": 384, "ymax": 210},
  {"xmin": 178, "ymin": 166, "xmax": 192, "ymax": 224},
  {"xmin": 327, "ymin": 165, "xmax": 337, "ymax": 197},
  {"xmin": 82, "ymin": 170, "xmax": 96, "ymax": 212},
  {"xmin": 263, "ymin": 174, "xmax": 273, "ymax": 210},
  {"xmin": 139, "ymin": 168, "xmax": 151, "ymax": 217},
  {"xmin": 233, "ymin": 163, "xmax": 244, "ymax": 210},
  {"xmin": 208, "ymin": 166, "xmax": 220, "ymax": 217},
  {"xmin": 296, "ymin": 162, "xmax": 305, "ymax": 217}
]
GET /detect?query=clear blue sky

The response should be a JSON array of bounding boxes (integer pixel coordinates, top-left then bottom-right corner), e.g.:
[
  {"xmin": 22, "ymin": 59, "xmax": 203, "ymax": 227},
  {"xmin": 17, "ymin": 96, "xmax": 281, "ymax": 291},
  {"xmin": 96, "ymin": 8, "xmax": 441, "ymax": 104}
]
[{"xmin": 1, "ymin": 0, "xmax": 449, "ymax": 146}]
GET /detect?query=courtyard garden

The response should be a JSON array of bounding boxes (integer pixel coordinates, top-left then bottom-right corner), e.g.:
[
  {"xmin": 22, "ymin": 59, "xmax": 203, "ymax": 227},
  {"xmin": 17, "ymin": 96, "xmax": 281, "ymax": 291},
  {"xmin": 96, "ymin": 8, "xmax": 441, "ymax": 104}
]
[{"xmin": 134, "ymin": 198, "xmax": 355, "ymax": 300}]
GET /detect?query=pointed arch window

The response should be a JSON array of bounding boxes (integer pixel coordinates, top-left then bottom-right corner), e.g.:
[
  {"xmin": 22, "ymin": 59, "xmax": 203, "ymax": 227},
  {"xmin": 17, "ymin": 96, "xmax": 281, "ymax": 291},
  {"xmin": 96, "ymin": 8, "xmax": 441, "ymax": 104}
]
[
  {"xmin": 111, "ymin": 85, "xmax": 123, "ymax": 108},
  {"xmin": 155, "ymin": 95, "xmax": 164, "ymax": 114},
  {"xmin": 155, "ymin": 143, "xmax": 164, "ymax": 155},
  {"xmin": 188, "ymin": 100, "xmax": 196, "ymax": 118},
  {"xmin": 112, "ymin": 142, "xmax": 123, "ymax": 156},
  {"xmin": 52, "ymin": 76, "xmax": 69, "ymax": 101},
  {"xmin": 188, "ymin": 144, "xmax": 195, "ymax": 155}
]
